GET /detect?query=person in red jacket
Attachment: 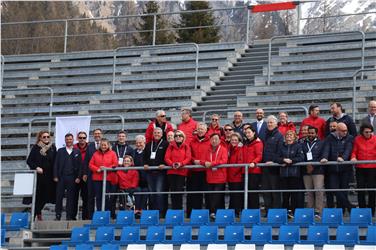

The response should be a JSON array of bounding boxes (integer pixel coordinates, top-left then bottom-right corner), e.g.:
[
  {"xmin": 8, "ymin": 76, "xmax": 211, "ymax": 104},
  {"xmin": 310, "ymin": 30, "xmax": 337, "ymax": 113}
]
[
  {"xmin": 164, "ymin": 130, "xmax": 192, "ymax": 210},
  {"xmin": 351, "ymin": 124, "xmax": 376, "ymax": 215},
  {"xmin": 299, "ymin": 105, "xmax": 326, "ymax": 140},
  {"xmin": 187, "ymin": 122, "xmax": 211, "ymax": 216},
  {"xmin": 243, "ymin": 126, "xmax": 264, "ymax": 209},
  {"xmin": 207, "ymin": 114, "xmax": 224, "ymax": 138},
  {"xmin": 117, "ymin": 155, "xmax": 147, "ymax": 217},
  {"xmin": 177, "ymin": 107, "xmax": 197, "ymax": 146},
  {"xmin": 278, "ymin": 112, "xmax": 296, "ymax": 136},
  {"xmin": 145, "ymin": 110, "xmax": 174, "ymax": 144},
  {"xmin": 227, "ymin": 133, "xmax": 244, "ymax": 216},
  {"xmin": 204, "ymin": 133, "xmax": 228, "ymax": 219},
  {"xmin": 89, "ymin": 138, "xmax": 118, "ymax": 211},
  {"xmin": 221, "ymin": 124, "xmax": 234, "ymax": 150}
]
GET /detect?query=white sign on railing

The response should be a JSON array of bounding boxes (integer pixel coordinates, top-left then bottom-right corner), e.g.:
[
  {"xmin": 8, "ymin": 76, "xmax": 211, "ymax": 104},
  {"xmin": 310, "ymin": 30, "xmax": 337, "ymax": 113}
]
[{"xmin": 13, "ymin": 173, "xmax": 34, "ymax": 195}]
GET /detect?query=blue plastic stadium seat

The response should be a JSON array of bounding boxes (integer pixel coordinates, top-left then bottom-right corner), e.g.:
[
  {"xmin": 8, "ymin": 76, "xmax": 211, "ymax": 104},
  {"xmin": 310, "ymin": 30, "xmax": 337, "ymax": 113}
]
[
  {"xmin": 101, "ymin": 244, "xmax": 119, "ymax": 250},
  {"xmin": 189, "ymin": 209, "xmax": 209, "ymax": 227},
  {"xmin": 331, "ymin": 225, "xmax": 359, "ymax": 246},
  {"xmin": 3, "ymin": 212, "xmax": 29, "ymax": 231},
  {"xmin": 165, "ymin": 210, "xmax": 184, "ymax": 227},
  {"xmin": 1, "ymin": 228, "xmax": 6, "ymax": 247},
  {"xmin": 144, "ymin": 226, "xmax": 165, "ymax": 245},
  {"xmin": 1, "ymin": 213, "xmax": 5, "ymax": 227},
  {"xmin": 50, "ymin": 245, "xmax": 68, "ymax": 250},
  {"xmin": 291, "ymin": 208, "xmax": 315, "ymax": 227},
  {"xmin": 115, "ymin": 210, "xmax": 134, "ymax": 227},
  {"xmin": 140, "ymin": 210, "xmax": 159, "ymax": 226},
  {"xmin": 265, "ymin": 209, "xmax": 287, "ymax": 227},
  {"xmin": 249, "ymin": 225, "xmax": 272, "ymax": 245},
  {"xmin": 222, "ymin": 225, "xmax": 244, "ymax": 245},
  {"xmin": 195, "ymin": 225, "xmax": 218, "ymax": 244},
  {"xmin": 240, "ymin": 209, "xmax": 261, "ymax": 226},
  {"xmin": 62, "ymin": 227, "xmax": 90, "ymax": 245},
  {"xmin": 360, "ymin": 225, "xmax": 376, "ymax": 245},
  {"xmin": 92, "ymin": 226, "xmax": 114, "ymax": 245},
  {"xmin": 215, "ymin": 209, "xmax": 235, "ymax": 226},
  {"xmin": 76, "ymin": 244, "xmax": 93, "ymax": 250},
  {"xmin": 169, "ymin": 226, "xmax": 192, "ymax": 244},
  {"xmin": 116, "ymin": 226, "xmax": 140, "ymax": 245},
  {"xmin": 301, "ymin": 225, "xmax": 329, "ymax": 245},
  {"xmin": 347, "ymin": 208, "xmax": 373, "ymax": 227},
  {"xmin": 321, "ymin": 208, "xmax": 343, "ymax": 227},
  {"xmin": 274, "ymin": 225, "xmax": 300, "ymax": 245},
  {"xmin": 86, "ymin": 211, "xmax": 111, "ymax": 228}
]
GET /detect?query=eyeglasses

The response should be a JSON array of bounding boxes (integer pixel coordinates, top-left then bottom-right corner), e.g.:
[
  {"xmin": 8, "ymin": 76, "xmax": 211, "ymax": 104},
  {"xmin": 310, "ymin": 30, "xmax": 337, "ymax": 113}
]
[
  {"xmin": 364, "ymin": 131, "xmax": 373, "ymax": 134},
  {"xmin": 174, "ymin": 134, "xmax": 184, "ymax": 138},
  {"xmin": 78, "ymin": 137, "xmax": 87, "ymax": 139},
  {"xmin": 42, "ymin": 136, "xmax": 50, "ymax": 139},
  {"xmin": 224, "ymin": 128, "xmax": 233, "ymax": 131}
]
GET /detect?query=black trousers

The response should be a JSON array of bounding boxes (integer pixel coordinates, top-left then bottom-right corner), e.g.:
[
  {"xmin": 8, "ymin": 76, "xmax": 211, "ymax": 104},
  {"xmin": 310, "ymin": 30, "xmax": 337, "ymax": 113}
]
[
  {"xmin": 186, "ymin": 171, "xmax": 207, "ymax": 216},
  {"xmin": 207, "ymin": 183, "xmax": 225, "ymax": 214},
  {"xmin": 247, "ymin": 174, "xmax": 262, "ymax": 209},
  {"xmin": 73, "ymin": 179, "xmax": 89, "ymax": 220},
  {"xmin": 356, "ymin": 168, "xmax": 376, "ymax": 215},
  {"xmin": 55, "ymin": 175, "xmax": 77, "ymax": 219},
  {"xmin": 228, "ymin": 182, "xmax": 244, "ymax": 215},
  {"xmin": 325, "ymin": 171, "xmax": 334, "ymax": 208},
  {"xmin": 86, "ymin": 173, "xmax": 95, "ymax": 219},
  {"xmin": 167, "ymin": 175, "xmax": 186, "ymax": 210},
  {"xmin": 280, "ymin": 177, "xmax": 300, "ymax": 212},
  {"xmin": 262, "ymin": 173, "xmax": 281, "ymax": 210},
  {"xmin": 328, "ymin": 171, "xmax": 352, "ymax": 211}
]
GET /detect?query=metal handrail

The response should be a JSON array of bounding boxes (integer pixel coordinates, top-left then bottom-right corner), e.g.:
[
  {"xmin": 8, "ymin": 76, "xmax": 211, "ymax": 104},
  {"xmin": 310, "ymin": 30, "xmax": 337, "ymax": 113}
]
[
  {"xmin": 112, "ymin": 43, "xmax": 199, "ymax": 93},
  {"xmin": 202, "ymin": 106, "xmax": 309, "ymax": 123},
  {"xmin": 0, "ymin": 55, "xmax": 4, "ymax": 86},
  {"xmin": 2, "ymin": 87, "xmax": 54, "ymax": 131},
  {"xmin": 267, "ymin": 31, "xmax": 366, "ymax": 85},
  {"xmin": 352, "ymin": 68, "xmax": 376, "ymax": 120},
  {"xmin": 27, "ymin": 115, "xmax": 125, "ymax": 155},
  {"xmin": 1, "ymin": 170, "xmax": 37, "ymax": 229},
  {"xmin": 101, "ymin": 160, "xmax": 376, "ymax": 211}
]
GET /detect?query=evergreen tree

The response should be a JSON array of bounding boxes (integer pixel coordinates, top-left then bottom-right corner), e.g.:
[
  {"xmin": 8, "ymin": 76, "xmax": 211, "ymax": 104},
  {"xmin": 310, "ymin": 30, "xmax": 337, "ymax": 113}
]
[
  {"xmin": 135, "ymin": 1, "xmax": 176, "ymax": 45},
  {"xmin": 177, "ymin": 1, "xmax": 220, "ymax": 43}
]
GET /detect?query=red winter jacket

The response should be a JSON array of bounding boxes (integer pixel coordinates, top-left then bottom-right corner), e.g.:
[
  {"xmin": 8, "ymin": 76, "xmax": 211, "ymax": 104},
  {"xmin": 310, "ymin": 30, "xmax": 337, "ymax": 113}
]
[
  {"xmin": 351, "ymin": 134, "xmax": 376, "ymax": 169},
  {"xmin": 190, "ymin": 135, "xmax": 211, "ymax": 172},
  {"xmin": 117, "ymin": 169, "xmax": 139, "ymax": 189},
  {"xmin": 74, "ymin": 143, "xmax": 87, "ymax": 164},
  {"xmin": 220, "ymin": 138, "xmax": 232, "ymax": 151},
  {"xmin": 207, "ymin": 125, "xmax": 224, "ymax": 138},
  {"xmin": 242, "ymin": 138, "xmax": 264, "ymax": 174},
  {"xmin": 278, "ymin": 122, "xmax": 296, "ymax": 136},
  {"xmin": 89, "ymin": 149, "xmax": 118, "ymax": 185},
  {"xmin": 164, "ymin": 141, "xmax": 192, "ymax": 176},
  {"xmin": 145, "ymin": 120, "xmax": 174, "ymax": 144},
  {"xmin": 204, "ymin": 145, "xmax": 228, "ymax": 184},
  {"xmin": 227, "ymin": 145, "xmax": 244, "ymax": 183},
  {"xmin": 178, "ymin": 118, "xmax": 198, "ymax": 146},
  {"xmin": 299, "ymin": 116, "xmax": 326, "ymax": 140}
]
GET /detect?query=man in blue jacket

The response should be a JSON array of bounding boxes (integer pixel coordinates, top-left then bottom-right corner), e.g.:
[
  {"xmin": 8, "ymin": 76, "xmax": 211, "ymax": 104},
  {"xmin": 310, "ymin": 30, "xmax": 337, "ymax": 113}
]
[
  {"xmin": 53, "ymin": 133, "xmax": 82, "ymax": 220},
  {"xmin": 325, "ymin": 102, "xmax": 357, "ymax": 137},
  {"xmin": 321, "ymin": 122, "xmax": 354, "ymax": 212}
]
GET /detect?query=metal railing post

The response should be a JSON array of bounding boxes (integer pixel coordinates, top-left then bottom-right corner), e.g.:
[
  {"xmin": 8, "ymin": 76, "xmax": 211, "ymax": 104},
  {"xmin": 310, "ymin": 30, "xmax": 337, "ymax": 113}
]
[
  {"xmin": 64, "ymin": 20, "xmax": 68, "ymax": 53},
  {"xmin": 101, "ymin": 169, "xmax": 107, "ymax": 211},
  {"xmin": 297, "ymin": 4, "xmax": 301, "ymax": 35},
  {"xmin": 152, "ymin": 14, "xmax": 157, "ymax": 46},
  {"xmin": 112, "ymin": 52, "xmax": 116, "ymax": 94},
  {"xmin": 1, "ymin": 55, "xmax": 4, "ymax": 87},
  {"xmin": 194, "ymin": 44, "xmax": 199, "ymax": 90},
  {"xmin": 243, "ymin": 164, "xmax": 249, "ymax": 209},
  {"xmin": 31, "ymin": 170, "xmax": 37, "ymax": 229},
  {"xmin": 246, "ymin": 8, "xmax": 250, "ymax": 45},
  {"xmin": 352, "ymin": 68, "xmax": 375, "ymax": 120}
]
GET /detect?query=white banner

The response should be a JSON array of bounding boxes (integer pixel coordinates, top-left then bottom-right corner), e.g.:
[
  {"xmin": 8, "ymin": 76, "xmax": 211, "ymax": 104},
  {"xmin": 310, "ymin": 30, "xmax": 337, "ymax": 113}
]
[{"xmin": 55, "ymin": 116, "xmax": 91, "ymax": 149}]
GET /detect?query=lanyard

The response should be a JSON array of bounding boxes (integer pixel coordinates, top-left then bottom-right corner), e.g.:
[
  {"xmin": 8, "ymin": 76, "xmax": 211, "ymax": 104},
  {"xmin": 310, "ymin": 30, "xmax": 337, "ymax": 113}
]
[
  {"xmin": 210, "ymin": 145, "xmax": 221, "ymax": 162},
  {"xmin": 306, "ymin": 141, "xmax": 317, "ymax": 153},
  {"xmin": 151, "ymin": 139, "xmax": 163, "ymax": 153},
  {"xmin": 116, "ymin": 144, "xmax": 127, "ymax": 158}
]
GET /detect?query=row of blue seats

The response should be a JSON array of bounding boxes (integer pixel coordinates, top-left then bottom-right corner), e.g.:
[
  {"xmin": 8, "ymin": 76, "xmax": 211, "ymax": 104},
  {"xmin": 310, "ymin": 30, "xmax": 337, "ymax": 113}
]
[
  {"xmin": 63, "ymin": 224, "xmax": 376, "ymax": 246},
  {"xmin": 88, "ymin": 208, "xmax": 375, "ymax": 228},
  {"xmin": 1, "ymin": 212, "xmax": 29, "ymax": 231}
]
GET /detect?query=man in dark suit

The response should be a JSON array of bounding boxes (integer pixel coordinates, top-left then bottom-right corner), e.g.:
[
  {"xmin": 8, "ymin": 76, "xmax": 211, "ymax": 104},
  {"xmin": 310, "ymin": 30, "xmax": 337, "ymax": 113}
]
[
  {"xmin": 84, "ymin": 128, "xmax": 103, "ymax": 219},
  {"xmin": 252, "ymin": 108, "xmax": 267, "ymax": 142},
  {"xmin": 361, "ymin": 100, "xmax": 376, "ymax": 134},
  {"xmin": 53, "ymin": 133, "xmax": 82, "ymax": 220}
]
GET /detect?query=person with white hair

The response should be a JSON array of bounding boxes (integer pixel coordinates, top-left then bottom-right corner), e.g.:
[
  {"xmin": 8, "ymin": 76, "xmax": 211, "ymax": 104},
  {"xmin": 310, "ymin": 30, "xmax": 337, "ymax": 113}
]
[
  {"xmin": 178, "ymin": 107, "xmax": 197, "ymax": 145},
  {"xmin": 145, "ymin": 110, "xmax": 174, "ymax": 144}
]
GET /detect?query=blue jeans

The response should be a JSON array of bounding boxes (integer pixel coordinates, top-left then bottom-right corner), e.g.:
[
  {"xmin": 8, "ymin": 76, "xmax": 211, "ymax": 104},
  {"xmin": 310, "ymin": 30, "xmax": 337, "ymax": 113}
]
[
  {"xmin": 146, "ymin": 172, "xmax": 166, "ymax": 213},
  {"xmin": 92, "ymin": 180, "xmax": 111, "ymax": 211}
]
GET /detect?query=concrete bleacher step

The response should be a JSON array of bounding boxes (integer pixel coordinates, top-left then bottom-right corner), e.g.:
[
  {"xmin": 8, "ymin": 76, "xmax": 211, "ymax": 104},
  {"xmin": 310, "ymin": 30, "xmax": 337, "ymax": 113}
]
[{"xmin": 225, "ymin": 69, "xmax": 262, "ymax": 76}]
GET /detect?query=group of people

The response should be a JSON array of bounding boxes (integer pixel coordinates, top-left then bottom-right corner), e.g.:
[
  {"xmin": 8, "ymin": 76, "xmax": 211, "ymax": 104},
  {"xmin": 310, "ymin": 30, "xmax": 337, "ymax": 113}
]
[{"xmin": 27, "ymin": 101, "xmax": 376, "ymax": 221}]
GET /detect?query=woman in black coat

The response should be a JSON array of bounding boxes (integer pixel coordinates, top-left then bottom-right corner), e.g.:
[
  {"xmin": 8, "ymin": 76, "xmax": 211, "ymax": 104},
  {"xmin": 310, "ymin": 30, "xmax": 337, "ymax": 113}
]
[{"xmin": 26, "ymin": 130, "xmax": 57, "ymax": 220}]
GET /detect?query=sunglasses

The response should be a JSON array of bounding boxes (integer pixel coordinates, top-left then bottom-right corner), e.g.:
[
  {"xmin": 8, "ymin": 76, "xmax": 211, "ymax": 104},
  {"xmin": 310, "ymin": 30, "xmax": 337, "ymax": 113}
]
[
  {"xmin": 78, "ymin": 137, "xmax": 87, "ymax": 139},
  {"xmin": 174, "ymin": 134, "xmax": 184, "ymax": 138},
  {"xmin": 212, "ymin": 119, "xmax": 218, "ymax": 121},
  {"xmin": 224, "ymin": 129, "xmax": 233, "ymax": 131},
  {"xmin": 159, "ymin": 115, "xmax": 166, "ymax": 118},
  {"xmin": 42, "ymin": 136, "xmax": 50, "ymax": 139}
]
